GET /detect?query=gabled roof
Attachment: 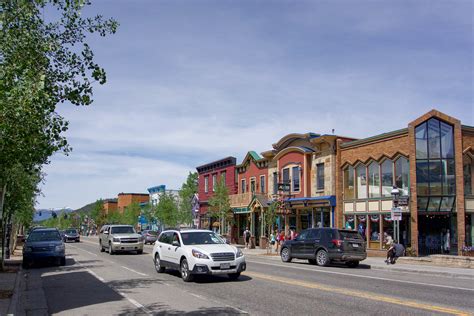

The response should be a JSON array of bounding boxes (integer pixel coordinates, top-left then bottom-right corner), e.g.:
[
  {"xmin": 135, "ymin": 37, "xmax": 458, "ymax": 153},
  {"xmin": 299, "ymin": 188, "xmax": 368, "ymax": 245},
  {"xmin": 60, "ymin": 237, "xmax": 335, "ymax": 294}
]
[{"xmin": 236, "ymin": 151, "xmax": 268, "ymax": 170}]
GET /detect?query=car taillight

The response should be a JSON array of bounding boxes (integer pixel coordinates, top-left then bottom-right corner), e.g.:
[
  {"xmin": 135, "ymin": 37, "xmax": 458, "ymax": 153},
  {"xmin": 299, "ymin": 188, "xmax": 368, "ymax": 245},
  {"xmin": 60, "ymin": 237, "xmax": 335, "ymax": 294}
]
[{"xmin": 332, "ymin": 239, "xmax": 343, "ymax": 247}]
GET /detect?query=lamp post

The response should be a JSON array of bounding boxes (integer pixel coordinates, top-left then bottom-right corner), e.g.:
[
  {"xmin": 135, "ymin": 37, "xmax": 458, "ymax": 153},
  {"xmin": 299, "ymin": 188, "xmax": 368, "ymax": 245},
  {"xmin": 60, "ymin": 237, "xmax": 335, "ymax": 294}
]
[{"xmin": 391, "ymin": 186, "xmax": 400, "ymax": 243}]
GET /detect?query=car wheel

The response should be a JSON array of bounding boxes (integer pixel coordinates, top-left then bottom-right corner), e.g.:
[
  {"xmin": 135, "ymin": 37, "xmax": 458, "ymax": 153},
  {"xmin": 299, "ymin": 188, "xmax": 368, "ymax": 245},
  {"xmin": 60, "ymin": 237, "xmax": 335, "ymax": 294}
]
[
  {"xmin": 308, "ymin": 258, "xmax": 317, "ymax": 265},
  {"xmin": 316, "ymin": 249, "xmax": 329, "ymax": 266},
  {"xmin": 180, "ymin": 258, "xmax": 194, "ymax": 282},
  {"xmin": 280, "ymin": 247, "xmax": 292, "ymax": 262},
  {"xmin": 228, "ymin": 272, "xmax": 241, "ymax": 280},
  {"xmin": 345, "ymin": 261, "xmax": 359, "ymax": 268},
  {"xmin": 108, "ymin": 242, "xmax": 114, "ymax": 255},
  {"xmin": 100, "ymin": 241, "xmax": 105, "ymax": 252},
  {"xmin": 137, "ymin": 250, "xmax": 143, "ymax": 255},
  {"xmin": 154, "ymin": 253, "xmax": 165, "ymax": 273},
  {"xmin": 60, "ymin": 257, "xmax": 66, "ymax": 266}
]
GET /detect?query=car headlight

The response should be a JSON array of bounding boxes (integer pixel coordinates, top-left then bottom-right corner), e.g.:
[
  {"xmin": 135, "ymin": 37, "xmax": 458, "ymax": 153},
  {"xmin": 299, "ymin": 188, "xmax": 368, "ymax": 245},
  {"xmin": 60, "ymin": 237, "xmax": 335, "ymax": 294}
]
[
  {"xmin": 236, "ymin": 248, "xmax": 243, "ymax": 258},
  {"xmin": 138, "ymin": 236, "xmax": 144, "ymax": 242},
  {"xmin": 113, "ymin": 237, "xmax": 121, "ymax": 242},
  {"xmin": 55, "ymin": 244, "xmax": 65, "ymax": 252},
  {"xmin": 192, "ymin": 249, "xmax": 209, "ymax": 259},
  {"xmin": 24, "ymin": 247, "xmax": 33, "ymax": 253}
]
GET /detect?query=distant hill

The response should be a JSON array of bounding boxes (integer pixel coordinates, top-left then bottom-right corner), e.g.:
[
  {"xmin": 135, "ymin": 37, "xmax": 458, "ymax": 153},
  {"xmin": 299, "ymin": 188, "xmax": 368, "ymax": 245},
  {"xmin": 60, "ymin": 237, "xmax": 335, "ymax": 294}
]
[{"xmin": 34, "ymin": 198, "xmax": 116, "ymax": 222}]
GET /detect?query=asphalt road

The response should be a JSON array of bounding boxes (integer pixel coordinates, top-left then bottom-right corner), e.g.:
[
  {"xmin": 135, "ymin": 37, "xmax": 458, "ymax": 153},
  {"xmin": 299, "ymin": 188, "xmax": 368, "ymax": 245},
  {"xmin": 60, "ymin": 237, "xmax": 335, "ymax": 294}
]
[{"xmin": 30, "ymin": 237, "xmax": 474, "ymax": 315}]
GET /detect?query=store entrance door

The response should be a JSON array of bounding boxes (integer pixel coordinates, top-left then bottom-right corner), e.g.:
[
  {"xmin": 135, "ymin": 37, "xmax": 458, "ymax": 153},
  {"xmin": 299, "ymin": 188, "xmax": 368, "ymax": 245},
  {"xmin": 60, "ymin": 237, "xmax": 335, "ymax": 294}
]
[{"xmin": 418, "ymin": 214, "xmax": 457, "ymax": 256}]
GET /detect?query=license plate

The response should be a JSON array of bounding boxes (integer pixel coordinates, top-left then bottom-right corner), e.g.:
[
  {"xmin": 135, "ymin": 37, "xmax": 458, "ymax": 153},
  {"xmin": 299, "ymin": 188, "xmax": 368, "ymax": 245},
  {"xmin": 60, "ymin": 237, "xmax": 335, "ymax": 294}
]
[
  {"xmin": 220, "ymin": 263, "xmax": 230, "ymax": 270},
  {"xmin": 352, "ymin": 243, "xmax": 359, "ymax": 248}
]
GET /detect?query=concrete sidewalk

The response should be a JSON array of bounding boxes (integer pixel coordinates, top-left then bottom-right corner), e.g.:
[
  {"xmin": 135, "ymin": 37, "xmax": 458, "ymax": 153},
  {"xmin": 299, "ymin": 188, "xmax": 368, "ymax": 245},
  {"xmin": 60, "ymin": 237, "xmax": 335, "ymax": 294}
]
[
  {"xmin": 238, "ymin": 245, "xmax": 474, "ymax": 279},
  {"xmin": 0, "ymin": 246, "xmax": 23, "ymax": 316}
]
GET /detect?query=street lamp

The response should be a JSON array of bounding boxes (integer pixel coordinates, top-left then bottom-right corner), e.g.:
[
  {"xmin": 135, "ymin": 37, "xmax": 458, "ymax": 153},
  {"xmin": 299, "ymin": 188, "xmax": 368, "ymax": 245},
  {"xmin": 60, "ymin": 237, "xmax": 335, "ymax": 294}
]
[{"xmin": 391, "ymin": 186, "xmax": 400, "ymax": 243}]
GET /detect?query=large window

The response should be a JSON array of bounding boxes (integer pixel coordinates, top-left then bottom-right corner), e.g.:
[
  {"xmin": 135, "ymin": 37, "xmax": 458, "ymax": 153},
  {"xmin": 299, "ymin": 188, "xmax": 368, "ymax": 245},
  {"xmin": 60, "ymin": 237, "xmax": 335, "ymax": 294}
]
[
  {"xmin": 368, "ymin": 162, "xmax": 380, "ymax": 198},
  {"xmin": 316, "ymin": 163, "xmax": 325, "ymax": 191},
  {"xmin": 343, "ymin": 166, "xmax": 354, "ymax": 199},
  {"xmin": 465, "ymin": 157, "xmax": 473, "ymax": 195},
  {"xmin": 241, "ymin": 179, "xmax": 246, "ymax": 193},
  {"xmin": 260, "ymin": 175, "xmax": 265, "ymax": 194},
  {"xmin": 381, "ymin": 159, "xmax": 393, "ymax": 197},
  {"xmin": 395, "ymin": 157, "xmax": 409, "ymax": 196},
  {"xmin": 250, "ymin": 178, "xmax": 256, "ymax": 193},
  {"xmin": 204, "ymin": 176, "xmax": 209, "ymax": 193},
  {"xmin": 282, "ymin": 168, "xmax": 290, "ymax": 185},
  {"xmin": 356, "ymin": 164, "xmax": 367, "ymax": 199},
  {"xmin": 292, "ymin": 166, "xmax": 300, "ymax": 191},
  {"xmin": 273, "ymin": 172, "xmax": 278, "ymax": 194},
  {"xmin": 415, "ymin": 118, "xmax": 456, "ymax": 212},
  {"xmin": 212, "ymin": 174, "xmax": 217, "ymax": 192}
]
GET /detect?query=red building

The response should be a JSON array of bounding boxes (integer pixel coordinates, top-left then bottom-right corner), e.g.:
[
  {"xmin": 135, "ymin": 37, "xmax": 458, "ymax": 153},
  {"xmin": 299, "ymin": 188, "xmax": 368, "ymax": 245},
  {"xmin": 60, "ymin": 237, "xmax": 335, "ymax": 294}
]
[{"xmin": 196, "ymin": 157, "xmax": 237, "ymax": 230}]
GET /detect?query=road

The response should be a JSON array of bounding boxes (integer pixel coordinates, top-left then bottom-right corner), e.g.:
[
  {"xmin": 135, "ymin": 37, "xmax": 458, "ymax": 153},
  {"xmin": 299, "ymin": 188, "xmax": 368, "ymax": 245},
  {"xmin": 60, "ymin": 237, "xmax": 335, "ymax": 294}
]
[{"xmin": 25, "ymin": 236, "xmax": 474, "ymax": 315}]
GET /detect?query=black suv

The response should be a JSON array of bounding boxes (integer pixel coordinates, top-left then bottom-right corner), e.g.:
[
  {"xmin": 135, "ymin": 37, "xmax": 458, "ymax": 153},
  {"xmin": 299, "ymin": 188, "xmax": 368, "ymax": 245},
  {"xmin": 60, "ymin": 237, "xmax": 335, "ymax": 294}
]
[{"xmin": 280, "ymin": 228, "xmax": 366, "ymax": 267}]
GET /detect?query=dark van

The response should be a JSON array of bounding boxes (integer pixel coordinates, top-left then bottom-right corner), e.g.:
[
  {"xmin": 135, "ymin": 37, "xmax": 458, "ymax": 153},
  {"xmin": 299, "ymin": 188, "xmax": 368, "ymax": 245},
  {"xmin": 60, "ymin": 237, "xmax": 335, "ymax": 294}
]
[{"xmin": 280, "ymin": 228, "xmax": 366, "ymax": 267}]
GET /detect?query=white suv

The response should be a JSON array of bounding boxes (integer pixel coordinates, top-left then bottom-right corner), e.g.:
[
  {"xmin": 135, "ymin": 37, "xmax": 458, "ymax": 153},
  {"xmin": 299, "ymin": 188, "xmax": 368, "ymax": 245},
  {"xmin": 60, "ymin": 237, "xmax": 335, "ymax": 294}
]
[{"xmin": 152, "ymin": 229, "xmax": 246, "ymax": 282}]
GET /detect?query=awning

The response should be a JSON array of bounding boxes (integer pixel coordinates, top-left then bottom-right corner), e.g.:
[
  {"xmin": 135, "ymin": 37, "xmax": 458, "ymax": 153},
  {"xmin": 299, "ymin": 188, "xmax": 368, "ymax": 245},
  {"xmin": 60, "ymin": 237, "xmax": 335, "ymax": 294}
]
[
  {"xmin": 232, "ymin": 207, "xmax": 250, "ymax": 214},
  {"xmin": 285, "ymin": 195, "xmax": 336, "ymax": 207}
]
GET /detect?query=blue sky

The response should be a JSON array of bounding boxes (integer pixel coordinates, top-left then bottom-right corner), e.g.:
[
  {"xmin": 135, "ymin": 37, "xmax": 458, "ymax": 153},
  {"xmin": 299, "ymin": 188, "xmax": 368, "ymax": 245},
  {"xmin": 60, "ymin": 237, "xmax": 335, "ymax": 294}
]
[{"xmin": 37, "ymin": 0, "xmax": 473, "ymax": 210}]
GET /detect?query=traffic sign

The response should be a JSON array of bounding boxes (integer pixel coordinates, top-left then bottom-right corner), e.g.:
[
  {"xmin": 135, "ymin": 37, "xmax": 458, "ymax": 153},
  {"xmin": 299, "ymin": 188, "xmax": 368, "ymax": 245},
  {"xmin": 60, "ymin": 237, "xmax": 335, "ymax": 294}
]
[{"xmin": 391, "ymin": 207, "xmax": 402, "ymax": 221}]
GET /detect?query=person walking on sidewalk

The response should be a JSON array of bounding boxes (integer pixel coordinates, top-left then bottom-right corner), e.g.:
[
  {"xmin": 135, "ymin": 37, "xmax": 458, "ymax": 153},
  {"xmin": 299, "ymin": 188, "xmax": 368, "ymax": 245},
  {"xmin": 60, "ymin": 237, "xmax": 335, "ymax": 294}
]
[{"xmin": 244, "ymin": 227, "xmax": 251, "ymax": 249}]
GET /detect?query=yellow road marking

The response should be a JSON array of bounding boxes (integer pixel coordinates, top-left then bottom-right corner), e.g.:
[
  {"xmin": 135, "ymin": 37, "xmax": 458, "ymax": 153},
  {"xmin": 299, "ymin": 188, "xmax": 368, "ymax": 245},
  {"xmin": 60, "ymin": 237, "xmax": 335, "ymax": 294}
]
[{"xmin": 244, "ymin": 271, "xmax": 472, "ymax": 316}]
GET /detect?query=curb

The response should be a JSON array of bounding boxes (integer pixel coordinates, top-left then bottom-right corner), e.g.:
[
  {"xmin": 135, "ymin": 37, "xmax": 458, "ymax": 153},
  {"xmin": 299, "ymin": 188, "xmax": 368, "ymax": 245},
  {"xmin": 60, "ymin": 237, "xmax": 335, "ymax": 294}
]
[
  {"xmin": 368, "ymin": 264, "xmax": 474, "ymax": 279},
  {"xmin": 6, "ymin": 265, "xmax": 22, "ymax": 316}
]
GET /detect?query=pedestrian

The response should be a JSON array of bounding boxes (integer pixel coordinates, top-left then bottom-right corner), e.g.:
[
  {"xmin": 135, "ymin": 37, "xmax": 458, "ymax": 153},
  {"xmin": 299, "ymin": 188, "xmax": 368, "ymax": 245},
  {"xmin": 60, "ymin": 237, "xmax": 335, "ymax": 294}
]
[
  {"xmin": 280, "ymin": 230, "xmax": 285, "ymax": 243},
  {"xmin": 270, "ymin": 231, "xmax": 276, "ymax": 251},
  {"xmin": 275, "ymin": 230, "xmax": 281, "ymax": 253},
  {"xmin": 385, "ymin": 241, "xmax": 405, "ymax": 264},
  {"xmin": 290, "ymin": 229, "xmax": 295, "ymax": 240},
  {"xmin": 244, "ymin": 227, "xmax": 251, "ymax": 249}
]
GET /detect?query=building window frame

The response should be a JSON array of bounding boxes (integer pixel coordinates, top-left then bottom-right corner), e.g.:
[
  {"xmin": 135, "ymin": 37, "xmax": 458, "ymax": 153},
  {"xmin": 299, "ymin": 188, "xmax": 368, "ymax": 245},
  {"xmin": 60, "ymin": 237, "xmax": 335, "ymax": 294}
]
[
  {"xmin": 212, "ymin": 174, "xmax": 217, "ymax": 192},
  {"xmin": 241, "ymin": 178, "xmax": 246, "ymax": 194},
  {"xmin": 204, "ymin": 176, "xmax": 209, "ymax": 193},
  {"xmin": 316, "ymin": 163, "xmax": 325, "ymax": 191},
  {"xmin": 260, "ymin": 175, "xmax": 266, "ymax": 194}
]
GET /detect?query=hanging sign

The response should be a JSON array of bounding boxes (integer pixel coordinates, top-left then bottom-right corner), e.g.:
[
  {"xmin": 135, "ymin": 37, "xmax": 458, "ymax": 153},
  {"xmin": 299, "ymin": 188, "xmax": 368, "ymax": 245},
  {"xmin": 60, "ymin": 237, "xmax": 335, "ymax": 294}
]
[{"xmin": 277, "ymin": 183, "xmax": 291, "ymax": 192}]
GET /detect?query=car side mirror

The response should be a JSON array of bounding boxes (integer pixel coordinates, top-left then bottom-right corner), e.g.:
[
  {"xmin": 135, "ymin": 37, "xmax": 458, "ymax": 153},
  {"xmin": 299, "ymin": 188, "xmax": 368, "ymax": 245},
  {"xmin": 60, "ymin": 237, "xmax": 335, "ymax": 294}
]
[
  {"xmin": 104, "ymin": 231, "xmax": 109, "ymax": 235},
  {"xmin": 172, "ymin": 240, "xmax": 180, "ymax": 247},
  {"xmin": 225, "ymin": 239, "xmax": 230, "ymax": 244}
]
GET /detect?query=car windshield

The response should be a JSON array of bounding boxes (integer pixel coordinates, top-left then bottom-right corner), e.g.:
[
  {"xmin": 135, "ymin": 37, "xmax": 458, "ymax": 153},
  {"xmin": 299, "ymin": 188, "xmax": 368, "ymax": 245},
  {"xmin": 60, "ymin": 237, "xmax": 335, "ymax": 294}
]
[
  {"xmin": 111, "ymin": 226, "xmax": 135, "ymax": 234},
  {"xmin": 28, "ymin": 231, "xmax": 61, "ymax": 242},
  {"xmin": 180, "ymin": 232, "xmax": 225, "ymax": 245},
  {"xmin": 65, "ymin": 229, "xmax": 77, "ymax": 234},
  {"xmin": 339, "ymin": 231, "xmax": 363, "ymax": 240}
]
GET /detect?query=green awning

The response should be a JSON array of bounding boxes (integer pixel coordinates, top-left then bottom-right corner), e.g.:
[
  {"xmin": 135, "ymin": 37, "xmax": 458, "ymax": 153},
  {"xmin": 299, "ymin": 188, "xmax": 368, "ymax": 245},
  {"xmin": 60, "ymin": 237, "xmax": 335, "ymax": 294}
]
[{"xmin": 233, "ymin": 207, "xmax": 250, "ymax": 214}]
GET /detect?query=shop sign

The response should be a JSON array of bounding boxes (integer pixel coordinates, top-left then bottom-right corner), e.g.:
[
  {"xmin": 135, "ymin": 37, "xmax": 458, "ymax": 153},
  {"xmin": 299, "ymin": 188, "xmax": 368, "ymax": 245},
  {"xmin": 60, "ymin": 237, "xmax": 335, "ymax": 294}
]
[
  {"xmin": 278, "ymin": 183, "xmax": 291, "ymax": 192},
  {"xmin": 398, "ymin": 196, "xmax": 409, "ymax": 207},
  {"xmin": 391, "ymin": 207, "xmax": 402, "ymax": 221}
]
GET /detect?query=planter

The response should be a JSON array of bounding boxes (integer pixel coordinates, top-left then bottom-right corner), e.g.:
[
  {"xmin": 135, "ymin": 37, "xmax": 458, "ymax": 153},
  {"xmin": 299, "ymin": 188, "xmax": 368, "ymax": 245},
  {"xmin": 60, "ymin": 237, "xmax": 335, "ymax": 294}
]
[{"xmin": 462, "ymin": 251, "xmax": 474, "ymax": 257}]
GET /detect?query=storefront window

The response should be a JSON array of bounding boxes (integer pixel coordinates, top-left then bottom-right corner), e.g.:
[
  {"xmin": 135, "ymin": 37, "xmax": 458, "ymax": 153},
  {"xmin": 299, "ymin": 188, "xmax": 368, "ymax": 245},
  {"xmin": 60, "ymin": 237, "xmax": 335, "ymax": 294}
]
[
  {"xmin": 395, "ymin": 157, "xmax": 409, "ymax": 196},
  {"xmin": 465, "ymin": 157, "xmax": 473, "ymax": 195},
  {"xmin": 357, "ymin": 215, "xmax": 367, "ymax": 239},
  {"xmin": 369, "ymin": 215, "xmax": 380, "ymax": 241},
  {"xmin": 381, "ymin": 160, "xmax": 393, "ymax": 197},
  {"xmin": 368, "ymin": 162, "xmax": 380, "ymax": 198},
  {"xmin": 343, "ymin": 166, "xmax": 354, "ymax": 199},
  {"xmin": 382, "ymin": 215, "xmax": 394, "ymax": 248},
  {"xmin": 344, "ymin": 215, "xmax": 355, "ymax": 230},
  {"xmin": 356, "ymin": 165, "xmax": 367, "ymax": 199}
]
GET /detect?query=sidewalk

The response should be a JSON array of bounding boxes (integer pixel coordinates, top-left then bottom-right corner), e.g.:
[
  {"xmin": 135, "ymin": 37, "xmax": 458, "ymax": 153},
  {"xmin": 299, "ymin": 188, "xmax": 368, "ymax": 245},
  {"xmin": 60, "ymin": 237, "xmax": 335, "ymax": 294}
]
[
  {"xmin": 238, "ymin": 245, "xmax": 474, "ymax": 279},
  {"xmin": 0, "ymin": 245, "xmax": 23, "ymax": 316}
]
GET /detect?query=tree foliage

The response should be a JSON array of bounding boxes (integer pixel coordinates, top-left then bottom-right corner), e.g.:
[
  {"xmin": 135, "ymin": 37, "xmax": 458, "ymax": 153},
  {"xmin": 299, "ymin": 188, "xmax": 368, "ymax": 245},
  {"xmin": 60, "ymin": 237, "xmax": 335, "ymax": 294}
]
[
  {"xmin": 208, "ymin": 178, "xmax": 230, "ymax": 233},
  {"xmin": 178, "ymin": 172, "xmax": 198, "ymax": 226},
  {"xmin": 154, "ymin": 192, "xmax": 179, "ymax": 229},
  {"xmin": 122, "ymin": 202, "xmax": 141, "ymax": 226}
]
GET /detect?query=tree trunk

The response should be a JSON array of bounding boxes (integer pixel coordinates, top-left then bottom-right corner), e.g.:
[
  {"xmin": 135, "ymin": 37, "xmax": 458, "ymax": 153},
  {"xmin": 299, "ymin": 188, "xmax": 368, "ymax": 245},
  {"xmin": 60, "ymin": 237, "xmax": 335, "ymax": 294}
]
[{"xmin": 0, "ymin": 183, "xmax": 6, "ymax": 271}]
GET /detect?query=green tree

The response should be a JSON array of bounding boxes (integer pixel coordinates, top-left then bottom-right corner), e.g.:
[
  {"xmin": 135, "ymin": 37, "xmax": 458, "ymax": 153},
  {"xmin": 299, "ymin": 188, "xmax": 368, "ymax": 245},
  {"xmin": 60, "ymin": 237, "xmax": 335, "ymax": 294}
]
[
  {"xmin": 208, "ymin": 178, "xmax": 230, "ymax": 234},
  {"xmin": 90, "ymin": 200, "xmax": 106, "ymax": 226},
  {"xmin": 155, "ymin": 193, "xmax": 179, "ymax": 229},
  {"xmin": 106, "ymin": 211, "xmax": 122, "ymax": 225},
  {"xmin": 0, "ymin": 0, "xmax": 118, "ymax": 269},
  {"xmin": 122, "ymin": 202, "xmax": 141, "ymax": 226},
  {"xmin": 141, "ymin": 203, "xmax": 155, "ymax": 228},
  {"xmin": 178, "ymin": 172, "xmax": 198, "ymax": 226}
]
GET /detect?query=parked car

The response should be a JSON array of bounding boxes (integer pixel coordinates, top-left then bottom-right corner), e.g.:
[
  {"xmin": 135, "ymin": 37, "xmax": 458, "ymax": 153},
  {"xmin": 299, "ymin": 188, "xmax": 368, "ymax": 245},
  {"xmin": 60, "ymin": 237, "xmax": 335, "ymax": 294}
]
[
  {"xmin": 23, "ymin": 228, "xmax": 66, "ymax": 268},
  {"xmin": 280, "ymin": 228, "xmax": 366, "ymax": 267},
  {"xmin": 99, "ymin": 225, "xmax": 144, "ymax": 255},
  {"xmin": 152, "ymin": 229, "xmax": 246, "ymax": 282},
  {"xmin": 141, "ymin": 230, "xmax": 158, "ymax": 245},
  {"xmin": 63, "ymin": 228, "xmax": 80, "ymax": 243}
]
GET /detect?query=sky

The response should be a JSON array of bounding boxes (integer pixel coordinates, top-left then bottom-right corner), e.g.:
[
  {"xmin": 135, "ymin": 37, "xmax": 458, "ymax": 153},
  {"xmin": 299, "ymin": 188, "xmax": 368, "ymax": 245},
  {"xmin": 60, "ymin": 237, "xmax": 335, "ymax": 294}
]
[{"xmin": 36, "ymin": 0, "xmax": 473, "ymax": 210}]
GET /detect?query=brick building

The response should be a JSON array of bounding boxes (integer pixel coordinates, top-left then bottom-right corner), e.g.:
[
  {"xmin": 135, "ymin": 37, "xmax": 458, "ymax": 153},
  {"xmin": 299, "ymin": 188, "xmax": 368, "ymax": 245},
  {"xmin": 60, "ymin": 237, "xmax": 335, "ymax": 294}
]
[
  {"xmin": 102, "ymin": 199, "xmax": 118, "ymax": 215},
  {"xmin": 117, "ymin": 193, "xmax": 149, "ymax": 214},
  {"xmin": 336, "ymin": 110, "xmax": 474, "ymax": 256},
  {"xmin": 196, "ymin": 157, "xmax": 237, "ymax": 230}
]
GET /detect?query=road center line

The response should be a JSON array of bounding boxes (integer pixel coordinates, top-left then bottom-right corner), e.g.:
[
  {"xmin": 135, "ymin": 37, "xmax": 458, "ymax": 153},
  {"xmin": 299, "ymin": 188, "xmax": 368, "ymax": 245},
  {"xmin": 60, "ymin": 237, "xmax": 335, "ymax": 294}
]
[
  {"xmin": 120, "ymin": 265, "xmax": 149, "ymax": 276},
  {"xmin": 244, "ymin": 271, "xmax": 471, "ymax": 316},
  {"xmin": 246, "ymin": 258, "xmax": 474, "ymax": 292}
]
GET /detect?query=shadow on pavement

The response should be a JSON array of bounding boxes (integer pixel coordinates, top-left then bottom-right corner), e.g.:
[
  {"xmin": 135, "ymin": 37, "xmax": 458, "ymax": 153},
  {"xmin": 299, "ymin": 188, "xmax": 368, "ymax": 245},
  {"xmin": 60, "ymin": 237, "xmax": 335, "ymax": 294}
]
[
  {"xmin": 107, "ymin": 278, "xmax": 167, "ymax": 294},
  {"xmin": 42, "ymin": 266, "xmax": 123, "ymax": 314},
  {"xmin": 291, "ymin": 260, "xmax": 372, "ymax": 270},
  {"xmin": 118, "ymin": 303, "xmax": 244, "ymax": 315},
  {"xmin": 164, "ymin": 270, "xmax": 252, "ymax": 284}
]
